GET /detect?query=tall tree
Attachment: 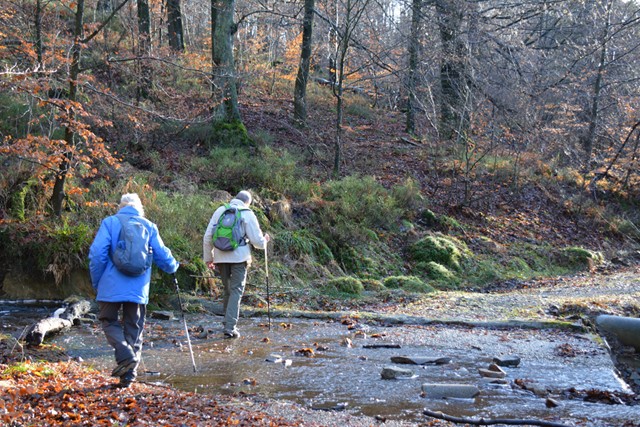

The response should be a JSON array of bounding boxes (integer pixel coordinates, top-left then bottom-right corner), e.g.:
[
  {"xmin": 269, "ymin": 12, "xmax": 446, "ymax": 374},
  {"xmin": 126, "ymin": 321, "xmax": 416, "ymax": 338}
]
[
  {"xmin": 49, "ymin": 0, "xmax": 128, "ymax": 215},
  {"xmin": 405, "ymin": 0, "xmax": 423, "ymax": 134},
  {"xmin": 293, "ymin": 0, "xmax": 316, "ymax": 125},
  {"xmin": 167, "ymin": 0, "xmax": 185, "ymax": 51},
  {"xmin": 583, "ymin": 0, "xmax": 613, "ymax": 171},
  {"xmin": 332, "ymin": 0, "xmax": 370, "ymax": 177},
  {"xmin": 436, "ymin": 0, "xmax": 470, "ymax": 142},
  {"xmin": 212, "ymin": 0, "xmax": 241, "ymax": 122},
  {"xmin": 137, "ymin": 0, "xmax": 152, "ymax": 100}
]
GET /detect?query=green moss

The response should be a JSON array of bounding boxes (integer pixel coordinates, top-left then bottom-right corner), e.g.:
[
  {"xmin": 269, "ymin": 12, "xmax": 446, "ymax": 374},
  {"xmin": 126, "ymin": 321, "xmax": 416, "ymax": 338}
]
[
  {"xmin": 409, "ymin": 233, "xmax": 469, "ymax": 271},
  {"xmin": 383, "ymin": 275, "xmax": 435, "ymax": 293},
  {"xmin": 421, "ymin": 209, "xmax": 438, "ymax": 227},
  {"xmin": 212, "ymin": 119, "xmax": 252, "ymax": 147},
  {"xmin": 556, "ymin": 247, "xmax": 603, "ymax": 270},
  {"xmin": 422, "ymin": 261, "xmax": 456, "ymax": 280},
  {"xmin": 327, "ymin": 276, "xmax": 365, "ymax": 295},
  {"xmin": 361, "ymin": 278, "xmax": 385, "ymax": 291}
]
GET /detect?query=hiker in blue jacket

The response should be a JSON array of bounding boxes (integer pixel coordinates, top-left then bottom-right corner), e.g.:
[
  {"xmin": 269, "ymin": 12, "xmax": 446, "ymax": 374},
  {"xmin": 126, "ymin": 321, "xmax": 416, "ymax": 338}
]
[{"xmin": 89, "ymin": 193, "xmax": 179, "ymax": 387}]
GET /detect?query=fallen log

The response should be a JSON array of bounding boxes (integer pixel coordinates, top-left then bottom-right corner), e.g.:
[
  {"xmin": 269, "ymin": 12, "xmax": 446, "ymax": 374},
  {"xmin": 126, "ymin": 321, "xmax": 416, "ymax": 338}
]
[
  {"xmin": 423, "ymin": 409, "xmax": 570, "ymax": 427},
  {"xmin": 24, "ymin": 300, "xmax": 91, "ymax": 346}
]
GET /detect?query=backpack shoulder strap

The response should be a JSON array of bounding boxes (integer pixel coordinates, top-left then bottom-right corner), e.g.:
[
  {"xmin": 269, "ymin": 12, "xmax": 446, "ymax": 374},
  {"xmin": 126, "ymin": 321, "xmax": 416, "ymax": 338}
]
[{"xmin": 114, "ymin": 214, "xmax": 128, "ymax": 237}]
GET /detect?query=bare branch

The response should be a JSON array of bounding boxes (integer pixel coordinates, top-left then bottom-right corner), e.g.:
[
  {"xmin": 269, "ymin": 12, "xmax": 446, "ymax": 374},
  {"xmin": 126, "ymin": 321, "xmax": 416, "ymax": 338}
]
[{"xmin": 423, "ymin": 409, "xmax": 572, "ymax": 427}]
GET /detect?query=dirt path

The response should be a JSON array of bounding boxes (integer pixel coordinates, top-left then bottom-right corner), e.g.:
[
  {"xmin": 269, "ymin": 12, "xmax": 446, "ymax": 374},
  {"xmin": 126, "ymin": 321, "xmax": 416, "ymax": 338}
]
[{"xmin": 380, "ymin": 266, "xmax": 640, "ymax": 323}]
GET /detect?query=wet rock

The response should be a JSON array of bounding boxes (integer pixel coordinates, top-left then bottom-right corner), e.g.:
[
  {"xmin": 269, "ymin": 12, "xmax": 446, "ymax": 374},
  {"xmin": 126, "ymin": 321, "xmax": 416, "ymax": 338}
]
[
  {"xmin": 479, "ymin": 378, "xmax": 509, "ymax": 386},
  {"xmin": 596, "ymin": 315, "xmax": 640, "ymax": 352},
  {"xmin": 531, "ymin": 386, "xmax": 550, "ymax": 397},
  {"xmin": 265, "ymin": 354, "xmax": 283, "ymax": 363},
  {"xmin": 390, "ymin": 356, "xmax": 452, "ymax": 365},
  {"xmin": 381, "ymin": 366, "xmax": 414, "ymax": 380},
  {"xmin": 493, "ymin": 355, "xmax": 521, "ymax": 367},
  {"xmin": 478, "ymin": 368, "xmax": 506, "ymax": 379},
  {"xmin": 363, "ymin": 344, "xmax": 401, "ymax": 349},
  {"xmin": 311, "ymin": 402, "xmax": 348, "ymax": 411},
  {"xmin": 150, "ymin": 311, "xmax": 173, "ymax": 320},
  {"xmin": 421, "ymin": 383, "xmax": 480, "ymax": 399},
  {"xmin": 546, "ymin": 397, "xmax": 560, "ymax": 408},
  {"xmin": 488, "ymin": 363, "xmax": 507, "ymax": 374}
]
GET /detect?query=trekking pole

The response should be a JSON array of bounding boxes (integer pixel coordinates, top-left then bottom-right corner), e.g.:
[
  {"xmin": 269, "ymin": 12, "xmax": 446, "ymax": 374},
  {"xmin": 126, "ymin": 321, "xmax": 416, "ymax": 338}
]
[
  {"xmin": 265, "ymin": 242, "xmax": 271, "ymax": 330},
  {"xmin": 173, "ymin": 274, "xmax": 197, "ymax": 373}
]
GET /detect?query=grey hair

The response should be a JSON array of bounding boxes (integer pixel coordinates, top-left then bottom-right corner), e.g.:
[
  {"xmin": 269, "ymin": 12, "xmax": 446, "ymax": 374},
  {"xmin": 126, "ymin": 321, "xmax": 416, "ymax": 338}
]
[
  {"xmin": 235, "ymin": 190, "xmax": 252, "ymax": 206},
  {"xmin": 119, "ymin": 193, "xmax": 145, "ymax": 216}
]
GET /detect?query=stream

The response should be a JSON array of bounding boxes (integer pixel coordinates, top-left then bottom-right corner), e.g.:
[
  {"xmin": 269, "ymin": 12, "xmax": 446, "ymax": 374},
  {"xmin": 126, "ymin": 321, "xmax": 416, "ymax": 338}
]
[{"xmin": 3, "ymin": 302, "xmax": 640, "ymax": 426}]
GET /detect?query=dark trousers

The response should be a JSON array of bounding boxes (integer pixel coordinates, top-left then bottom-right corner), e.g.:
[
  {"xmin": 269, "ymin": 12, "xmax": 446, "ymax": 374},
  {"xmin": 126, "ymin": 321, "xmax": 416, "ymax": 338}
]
[{"xmin": 98, "ymin": 301, "xmax": 146, "ymax": 366}]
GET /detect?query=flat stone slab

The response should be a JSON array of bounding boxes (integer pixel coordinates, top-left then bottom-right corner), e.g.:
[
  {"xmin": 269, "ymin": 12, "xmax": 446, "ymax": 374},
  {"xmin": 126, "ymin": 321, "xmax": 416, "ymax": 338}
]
[
  {"xmin": 596, "ymin": 315, "xmax": 640, "ymax": 351},
  {"xmin": 391, "ymin": 356, "xmax": 452, "ymax": 365},
  {"xmin": 479, "ymin": 368, "xmax": 506, "ymax": 378},
  {"xmin": 422, "ymin": 383, "xmax": 480, "ymax": 399},
  {"xmin": 381, "ymin": 366, "xmax": 414, "ymax": 380},
  {"xmin": 493, "ymin": 355, "xmax": 521, "ymax": 367}
]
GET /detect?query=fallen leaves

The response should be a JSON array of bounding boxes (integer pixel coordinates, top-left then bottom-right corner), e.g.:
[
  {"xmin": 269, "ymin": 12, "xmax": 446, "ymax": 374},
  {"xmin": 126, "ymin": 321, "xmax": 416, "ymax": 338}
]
[{"xmin": 0, "ymin": 360, "xmax": 303, "ymax": 426}]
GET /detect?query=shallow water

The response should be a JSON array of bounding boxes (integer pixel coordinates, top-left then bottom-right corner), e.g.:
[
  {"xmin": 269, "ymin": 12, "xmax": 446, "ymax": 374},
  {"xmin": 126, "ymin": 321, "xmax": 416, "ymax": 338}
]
[{"xmin": 4, "ymin": 304, "xmax": 640, "ymax": 426}]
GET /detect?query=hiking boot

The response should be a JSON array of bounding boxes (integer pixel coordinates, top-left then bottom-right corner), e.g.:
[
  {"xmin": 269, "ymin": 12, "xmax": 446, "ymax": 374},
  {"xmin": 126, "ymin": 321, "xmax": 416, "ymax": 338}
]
[
  {"xmin": 223, "ymin": 329, "xmax": 240, "ymax": 339},
  {"xmin": 111, "ymin": 358, "xmax": 137, "ymax": 378},
  {"xmin": 118, "ymin": 369, "xmax": 136, "ymax": 388}
]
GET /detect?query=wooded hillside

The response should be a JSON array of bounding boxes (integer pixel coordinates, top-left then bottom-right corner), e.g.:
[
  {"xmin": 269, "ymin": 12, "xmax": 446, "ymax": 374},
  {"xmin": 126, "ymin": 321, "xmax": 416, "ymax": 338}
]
[{"xmin": 1, "ymin": 0, "xmax": 639, "ymax": 301}]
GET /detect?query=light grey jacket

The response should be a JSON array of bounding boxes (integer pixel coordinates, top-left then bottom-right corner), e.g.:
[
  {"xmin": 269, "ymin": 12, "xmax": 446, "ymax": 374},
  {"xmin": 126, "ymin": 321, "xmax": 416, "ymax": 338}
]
[{"xmin": 203, "ymin": 198, "xmax": 267, "ymax": 265}]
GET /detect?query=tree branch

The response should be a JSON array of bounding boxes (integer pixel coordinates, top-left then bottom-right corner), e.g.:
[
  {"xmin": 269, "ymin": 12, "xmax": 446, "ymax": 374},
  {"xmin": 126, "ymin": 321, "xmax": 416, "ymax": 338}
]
[
  {"xmin": 423, "ymin": 409, "xmax": 571, "ymax": 427},
  {"xmin": 81, "ymin": 0, "xmax": 131, "ymax": 44}
]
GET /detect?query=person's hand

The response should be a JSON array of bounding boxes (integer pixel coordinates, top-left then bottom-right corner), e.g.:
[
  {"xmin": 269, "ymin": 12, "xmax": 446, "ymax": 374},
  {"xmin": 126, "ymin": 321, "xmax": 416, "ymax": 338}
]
[
  {"xmin": 207, "ymin": 261, "xmax": 215, "ymax": 270},
  {"xmin": 264, "ymin": 233, "xmax": 271, "ymax": 242}
]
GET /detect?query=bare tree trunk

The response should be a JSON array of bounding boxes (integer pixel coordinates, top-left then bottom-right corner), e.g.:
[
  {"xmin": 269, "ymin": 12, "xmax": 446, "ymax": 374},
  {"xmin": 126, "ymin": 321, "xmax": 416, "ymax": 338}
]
[
  {"xmin": 51, "ymin": 0, "xmax": 85, "ymax": 216},
  {"xmin": 137, "ymin": 0, "xmax": 152, "ymax": 100},
  {"xmin": 436, "ymin": 0, "xmax": 470, "ymax": 142},
  {"xmin": 583, "ymin": 0, "xmax": 612, "ymax": 171},
  {"xmin": 405, "ymin": 0, "xmax": 423, "ymax": 134},
  {"xmin": 293, "ymin": 0, "xmax": 316, "ymax": 125},
  {"xmin": 167, "ymin": 0, "xmax": 185, "ymax": 51},
  {"xmin": 50, "ymin": 0, "xmax": 130, "ymax": 215},
  {"xmin": 35, "ymin": 0, "xmax": 43, "ymax": 66},
  {"xmin": 211, "ymin": 0, "xmax": 241, "ymax": 122}
]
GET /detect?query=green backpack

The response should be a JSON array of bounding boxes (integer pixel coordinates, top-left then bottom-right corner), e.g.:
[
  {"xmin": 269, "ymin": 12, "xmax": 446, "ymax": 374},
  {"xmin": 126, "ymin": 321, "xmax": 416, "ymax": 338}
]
[{"xmin": 212, "ymin": 204, "xmax": 248, "ymax": 251}]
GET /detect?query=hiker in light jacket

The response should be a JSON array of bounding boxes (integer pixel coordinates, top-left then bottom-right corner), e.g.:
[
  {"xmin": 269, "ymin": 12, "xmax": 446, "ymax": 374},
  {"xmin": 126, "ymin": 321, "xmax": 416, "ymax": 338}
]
[
  {"xmin": 89, "ymin": 193, "xmax": 179, "ymax": 387},
  {"xmin": 203, "ymin": 190, "xmax": 270, "ymax": 338}
]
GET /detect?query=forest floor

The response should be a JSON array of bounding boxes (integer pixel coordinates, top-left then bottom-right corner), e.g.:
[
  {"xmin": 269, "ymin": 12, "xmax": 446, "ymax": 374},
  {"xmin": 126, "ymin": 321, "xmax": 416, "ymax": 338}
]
[{"xmin": 2, "ymin": 264, "xmax": 640, "ymax": 426}]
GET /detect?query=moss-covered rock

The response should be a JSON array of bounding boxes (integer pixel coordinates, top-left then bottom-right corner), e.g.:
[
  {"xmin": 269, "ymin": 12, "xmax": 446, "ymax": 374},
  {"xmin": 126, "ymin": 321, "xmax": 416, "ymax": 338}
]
[
  {"xmin": 327, "ymin": 276, "xmax": 365, "ymax": 295},
  {"xmin": 212, "ymin": 119, "xmax": 252, "ymax": 147},
  {"xmin": 361, "ymin": 278, "xmax": 385, "ymax": 292},
  {"xmin": 421, "ymin": 209, "xmax": 438, "ymax": 227},
  {"xmin": 383, "ymin": 275, "xmax": 435, "ymax": 293},
  {"xmin": 556, "ymin": 247, "xmax": 603, "ymax": 270},
  {"xmin": 409, "ymin": 233, "xmax": 469, "ymax": 271},
  {"xmin": 421, "ymin": 261, "xmax": 456, "ymax": 281}
]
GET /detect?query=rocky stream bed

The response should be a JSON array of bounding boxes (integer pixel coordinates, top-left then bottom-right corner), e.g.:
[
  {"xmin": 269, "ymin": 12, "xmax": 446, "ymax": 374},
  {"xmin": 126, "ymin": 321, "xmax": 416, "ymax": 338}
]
[{"xmin": 2, "ymin": 265, "xmax": 640, "ymax": 426}]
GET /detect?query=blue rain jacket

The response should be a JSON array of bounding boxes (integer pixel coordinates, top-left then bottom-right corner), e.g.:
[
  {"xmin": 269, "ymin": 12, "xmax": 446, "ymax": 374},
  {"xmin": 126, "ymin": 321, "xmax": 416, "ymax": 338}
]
[{"xmin": 89, "ymin": 205, "xmax": 179, "ymax": 304}]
